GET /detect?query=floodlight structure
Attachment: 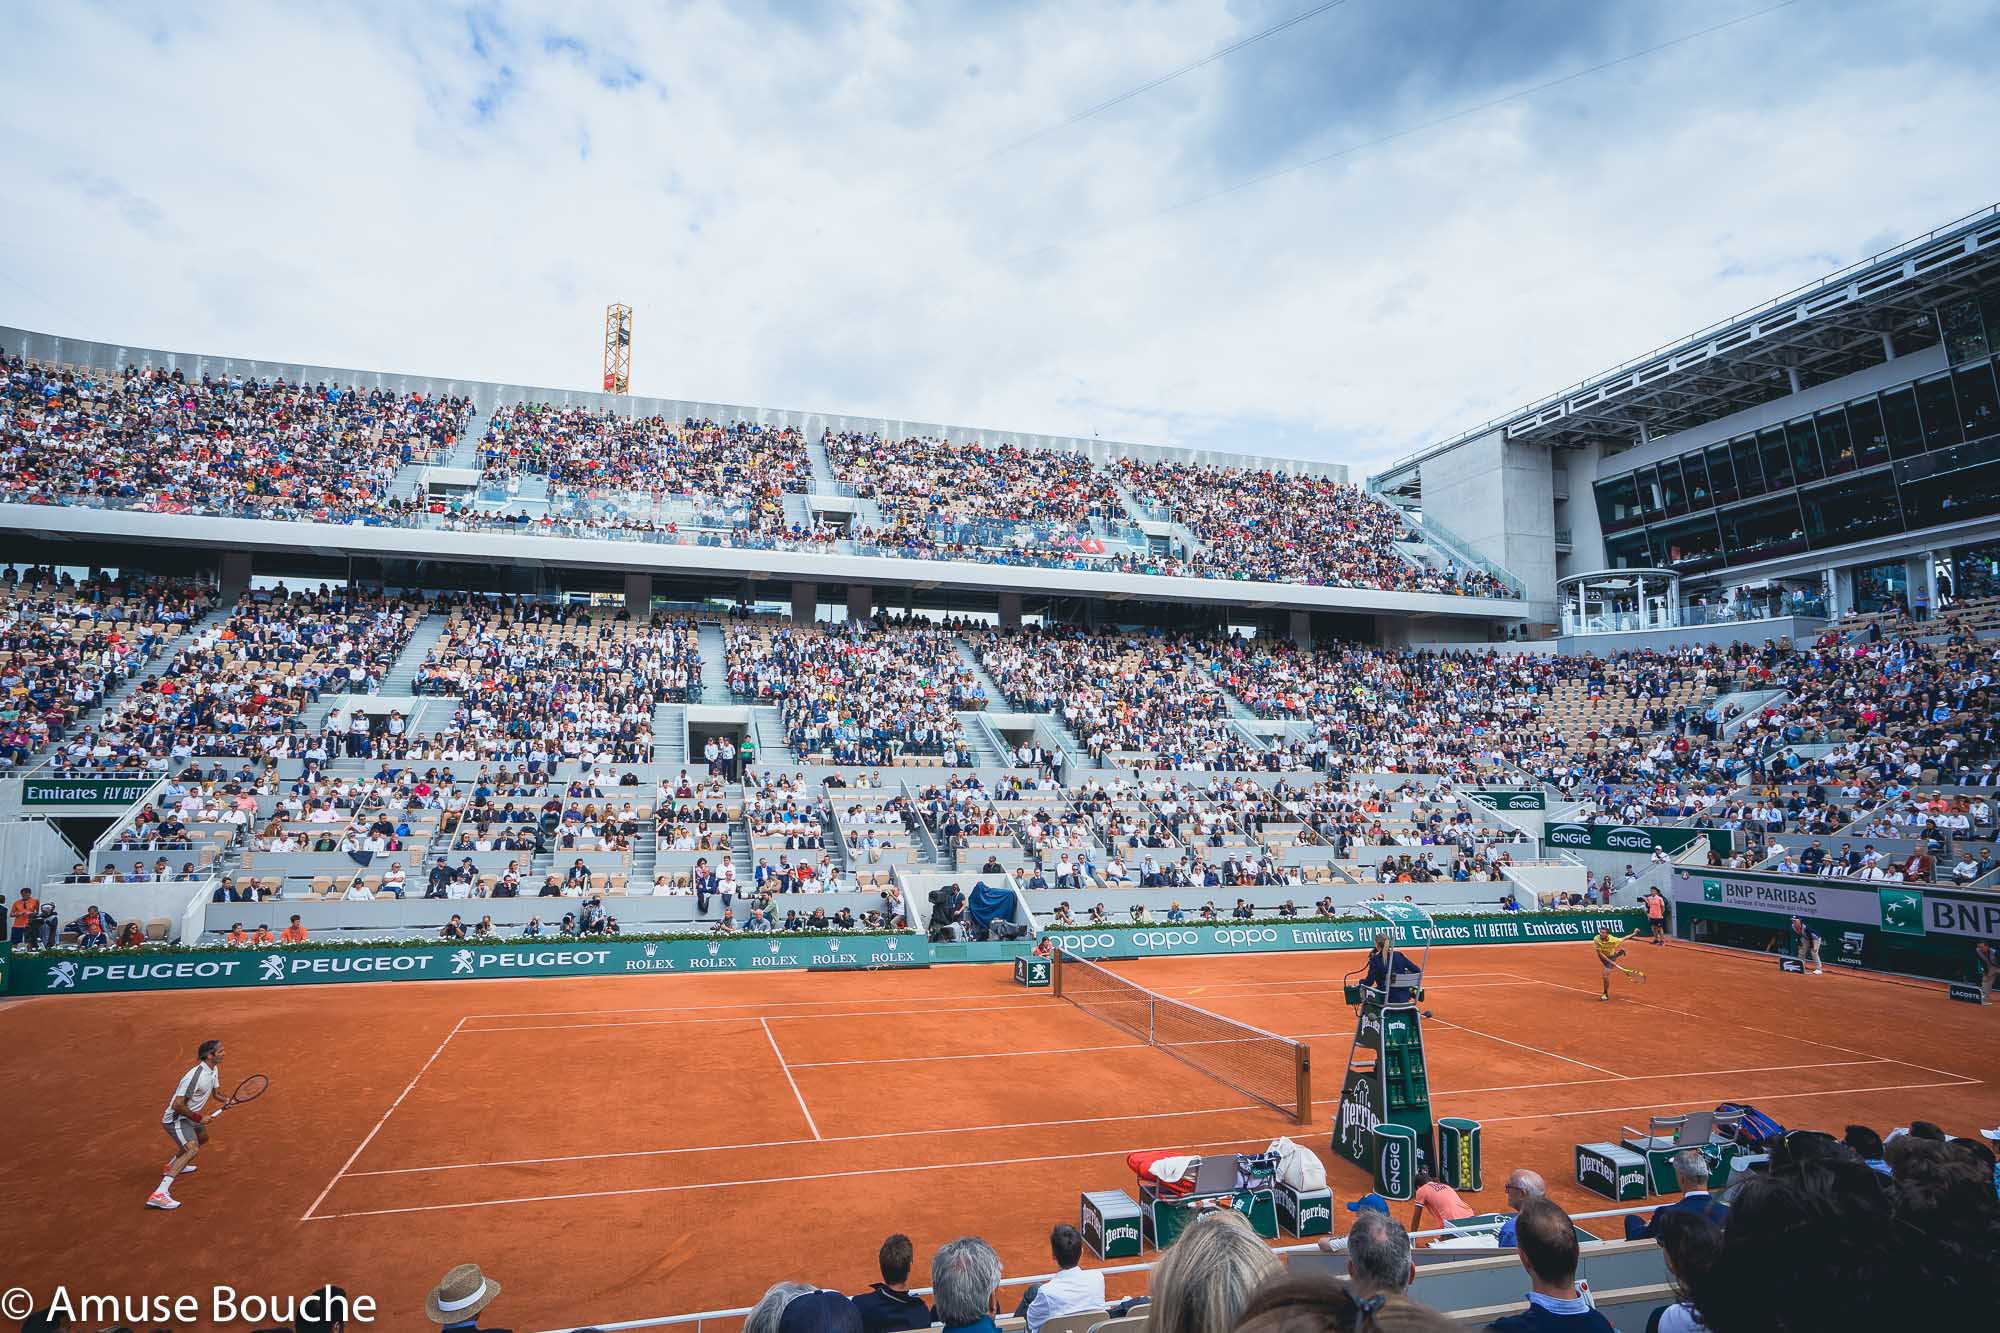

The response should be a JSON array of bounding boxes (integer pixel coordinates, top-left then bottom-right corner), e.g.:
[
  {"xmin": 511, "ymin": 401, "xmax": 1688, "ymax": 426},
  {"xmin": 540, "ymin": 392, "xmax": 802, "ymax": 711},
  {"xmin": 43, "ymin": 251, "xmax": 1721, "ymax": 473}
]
[{"xmin": 603, "ymin": 304, "xmax": 633, "ymax": 393}]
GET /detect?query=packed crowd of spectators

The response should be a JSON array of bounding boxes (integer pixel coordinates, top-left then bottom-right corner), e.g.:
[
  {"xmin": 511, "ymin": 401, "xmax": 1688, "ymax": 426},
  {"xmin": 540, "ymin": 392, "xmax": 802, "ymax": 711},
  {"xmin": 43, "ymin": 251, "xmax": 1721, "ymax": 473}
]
[
  {"xmin": 830, "ymin": 431, "xmax": 1129, "ymax": 548},
  {"xmin": 0, "ymin": 567, "xmax": 212, "ymax": 768},
  {"xmin": 727, "ymin": 620, "xmax": 983, "ymax": 766},
  {"xmin": 43, "ymin": 585, "xmax": 423, "ymax": 772},
  {"xmin": 480, "ymin": 406, "xmax": 809, "ymax": 529},
  {"xmin": 1, "ymin": 355, "xmax": 471, "ymax": 518},
  {"xmin": 411, "ymin": 599, "xmax": 694, "ymax": 765},
  {"xmin": 1115, "ymin": 458, "xmax": 1510, "ymax": 595}
]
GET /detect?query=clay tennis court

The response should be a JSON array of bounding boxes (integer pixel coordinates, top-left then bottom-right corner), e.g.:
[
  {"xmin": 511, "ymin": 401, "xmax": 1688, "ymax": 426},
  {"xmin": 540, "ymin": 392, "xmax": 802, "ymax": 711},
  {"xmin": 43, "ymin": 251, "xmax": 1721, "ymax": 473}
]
[{"xmin": 6, "ymin": 939, "xmax": 1993, "ymax": 1331}]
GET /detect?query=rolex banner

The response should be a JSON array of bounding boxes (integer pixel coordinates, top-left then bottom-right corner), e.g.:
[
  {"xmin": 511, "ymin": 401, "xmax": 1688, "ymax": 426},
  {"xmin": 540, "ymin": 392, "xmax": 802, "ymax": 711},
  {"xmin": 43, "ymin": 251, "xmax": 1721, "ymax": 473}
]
[{"xmin": 1544, "ymin": 821, "xmax": 1730, "ymax": 858}]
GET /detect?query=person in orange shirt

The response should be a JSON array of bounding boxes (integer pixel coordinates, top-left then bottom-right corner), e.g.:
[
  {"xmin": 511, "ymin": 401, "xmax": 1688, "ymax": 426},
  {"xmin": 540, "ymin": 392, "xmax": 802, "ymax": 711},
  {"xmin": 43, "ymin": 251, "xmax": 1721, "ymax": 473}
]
[
  {"xmin": 9, "ymin": 887, "xmax": 38, "ymax": 946},
  {"xmin": 225, "ymin": 923, "xmax": 251, "ymax": 947},
  {"xmin": 278, "ymin": 915, "xmax": 308, "ymax": 944},
  {"xmin": 251, "ymin": 924, "xmax": 276, "ymax": 946},
  {"xmin": 1409, "ymin": 1169, "xmax": 1476, "ymax": 1234}
]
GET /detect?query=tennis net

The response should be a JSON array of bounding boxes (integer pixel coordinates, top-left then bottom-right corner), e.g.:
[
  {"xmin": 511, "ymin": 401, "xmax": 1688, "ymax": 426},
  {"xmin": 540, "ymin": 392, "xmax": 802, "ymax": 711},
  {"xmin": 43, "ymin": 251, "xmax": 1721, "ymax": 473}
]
[{"xmin": 1053, "ymin": 949, "xmax": 1311, "ymax": 1122}]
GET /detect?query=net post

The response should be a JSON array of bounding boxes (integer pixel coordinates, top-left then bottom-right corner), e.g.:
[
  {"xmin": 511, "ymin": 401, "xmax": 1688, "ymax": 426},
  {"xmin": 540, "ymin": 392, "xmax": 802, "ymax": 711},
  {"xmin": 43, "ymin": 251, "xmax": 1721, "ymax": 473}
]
[
  {"xmin": 1294, "ymin": 1044, "xmax": 1311, "ymax": 1125},
  {"xmin": 1051, "ymin": 947, "xmax": 1064, "ymax": 998},
  {"xmin": 1148, "ymin": 997, "xmax": 1156, "ymax": 1047}
]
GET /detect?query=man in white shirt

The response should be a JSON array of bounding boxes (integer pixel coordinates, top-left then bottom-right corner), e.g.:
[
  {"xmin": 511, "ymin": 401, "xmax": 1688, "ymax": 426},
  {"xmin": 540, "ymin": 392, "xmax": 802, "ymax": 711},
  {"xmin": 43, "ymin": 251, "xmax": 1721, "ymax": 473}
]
[{"xmin": 1019, "ymin": 1224, "xmax": 1104, "ymax": 1333}]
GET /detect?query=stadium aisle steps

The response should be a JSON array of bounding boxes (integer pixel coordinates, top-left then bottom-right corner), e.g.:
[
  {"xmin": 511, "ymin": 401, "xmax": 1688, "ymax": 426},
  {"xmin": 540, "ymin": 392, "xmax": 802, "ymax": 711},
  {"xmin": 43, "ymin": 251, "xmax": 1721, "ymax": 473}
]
[
  {"xmin": 953, "ymin": 634, "xmax": 1013, "ymax": 709},
  {"xmin": 696, "ymin": 622, "xmax": 732, "ymax": 700},
  {"xmin": 958, "ymin": 712, "xmax": 1008, "ymax": 767},
  {"xmin": 806, "ymin": 437, "xmax": 839, "ymax": 491},
  {"xmin": 440, "ymin": 403, "xmax": 491, "ymax": 471},
  {"xmin": 379, "ymin": 614, "xmax": 449, "ymax": 696},
  {"xmin": 749, "ymin": 706, "xmax": 795, "ymax": 767},
  {"xmin": 653, "ymin": 704, "xmax": 687, "ymax": 767}
]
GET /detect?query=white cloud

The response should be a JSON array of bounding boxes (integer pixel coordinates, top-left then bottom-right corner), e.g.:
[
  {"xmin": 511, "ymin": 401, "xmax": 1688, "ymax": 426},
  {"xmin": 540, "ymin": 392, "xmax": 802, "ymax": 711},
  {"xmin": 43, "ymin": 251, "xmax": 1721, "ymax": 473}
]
[{"xmin": 1, "ymin": 0, "xmax": 1996, "ymax": 473}]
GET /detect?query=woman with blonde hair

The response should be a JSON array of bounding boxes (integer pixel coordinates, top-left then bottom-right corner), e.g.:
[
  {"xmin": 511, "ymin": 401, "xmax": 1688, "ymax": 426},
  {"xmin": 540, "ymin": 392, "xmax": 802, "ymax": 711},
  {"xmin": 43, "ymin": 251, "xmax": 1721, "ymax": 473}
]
[{"xmin": 1146, "ymin": 1209, "xmax": 1277, "ymax": 1333}]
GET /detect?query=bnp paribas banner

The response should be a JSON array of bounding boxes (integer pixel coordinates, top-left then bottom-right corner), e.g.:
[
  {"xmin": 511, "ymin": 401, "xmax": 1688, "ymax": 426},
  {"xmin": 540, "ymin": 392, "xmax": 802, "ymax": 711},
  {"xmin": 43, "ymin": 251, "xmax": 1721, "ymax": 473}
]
[
  {"xmin": 9, "ymin": 933, "xmax": 931, "ymax": 996},
  {"xmin": 1671, "ymin": 868, "xmax": 2000, "ymax": 941},
  {"xmin": 1544, "ymin": 821, "xmax": 1730, "ymax": 858},
  {"xmin": 1466, "ymin": 789, "xmax": 1548, "ymax": 812},
  {"xmin": 1050, "ymin": 912, "xmax": 1642, "ymax": 960}
]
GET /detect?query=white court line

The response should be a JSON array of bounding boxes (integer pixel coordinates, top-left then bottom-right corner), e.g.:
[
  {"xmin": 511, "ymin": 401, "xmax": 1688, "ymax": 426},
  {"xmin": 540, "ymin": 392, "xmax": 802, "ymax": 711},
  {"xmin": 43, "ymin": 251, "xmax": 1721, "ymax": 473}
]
[
  {"xmin": 1153, "ymin": 972, "xmax": 1521, "ymax": 993},
  {"xmin": 310, "ymin": 1133, "xmax": 1276, "ymax": 1220},
  {"xmin": 761, "ymin": 1019, "xmax": 820, "ymax": 1141},
  {"xmin": 311, "ymin": 1074, "xmax": 1985, "ymax": 1219},
  {"xmin": 1473, "ymin": 1078, "xmax": 1980, "ymax": 1126},
  {"xmin": 467, "ymin": 993, "xmax": 1054, "ymax": 1020},
  {"xmin": 1307, "ymin": 1058, "xmax": 1888, "ymax": 1103},
  {"xmin": 791, "ymin": 1041, "xmax": 1145, "ymax": 1068},
  {"xmin": 457, "ymin": 1001, "xmax": 1067, "ymax": 1033},
  {"xmin": 1426, "ymin": 1016, "xmax": 1627, "ymax": 1079},
  {"xmin": 300, "ymin": 1015, "xmax": 466, "ymax": 1221},
  {"xmin": 343, "ymin": 1100, "xmax": 1270, "ymax": 1177},
  {"xmin": 1503, "ymin": 972, "xmax": 1987, "ymax": 1084},
  {"xmin": 338, "ymin": 1055, "xmax": 1923, "ymax": 1182}
]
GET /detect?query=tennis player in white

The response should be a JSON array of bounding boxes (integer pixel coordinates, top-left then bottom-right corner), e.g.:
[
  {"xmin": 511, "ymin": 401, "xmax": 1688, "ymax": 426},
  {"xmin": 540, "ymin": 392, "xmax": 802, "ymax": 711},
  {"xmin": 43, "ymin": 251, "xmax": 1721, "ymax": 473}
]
[{"xmin": 151, "ymin": 1038, "xmax": 225, "ymax": 1211}]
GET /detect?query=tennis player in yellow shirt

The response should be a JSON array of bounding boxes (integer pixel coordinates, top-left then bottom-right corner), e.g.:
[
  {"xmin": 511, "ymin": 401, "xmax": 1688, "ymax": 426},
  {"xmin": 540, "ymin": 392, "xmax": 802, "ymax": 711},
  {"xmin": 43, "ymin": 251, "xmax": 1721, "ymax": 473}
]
[{"xmin": 1594, "ymin": 926, "xmax": 1645, "ymax": 1001}]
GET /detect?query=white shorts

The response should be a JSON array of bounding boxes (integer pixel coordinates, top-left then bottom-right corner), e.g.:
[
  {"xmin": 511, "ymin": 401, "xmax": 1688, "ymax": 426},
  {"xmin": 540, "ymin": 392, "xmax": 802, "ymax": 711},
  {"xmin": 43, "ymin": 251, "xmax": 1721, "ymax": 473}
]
[{"xmin": 164, "ymin": 1114, "xmax": 202, "ymax": 1148}]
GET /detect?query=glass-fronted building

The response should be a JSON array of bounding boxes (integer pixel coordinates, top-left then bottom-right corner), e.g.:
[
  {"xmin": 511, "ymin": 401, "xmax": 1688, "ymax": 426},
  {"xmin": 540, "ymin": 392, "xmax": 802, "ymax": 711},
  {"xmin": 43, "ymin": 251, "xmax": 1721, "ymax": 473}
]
[{"xmin": 1592, "ymin": 293, "xmax": 2000, "ymax": 598}]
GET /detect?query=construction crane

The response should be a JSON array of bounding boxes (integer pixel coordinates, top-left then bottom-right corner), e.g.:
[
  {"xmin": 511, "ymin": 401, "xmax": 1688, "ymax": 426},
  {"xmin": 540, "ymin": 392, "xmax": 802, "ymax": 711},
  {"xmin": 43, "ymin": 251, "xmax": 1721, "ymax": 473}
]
[{"xmin": 602, "ymin": 303, "xmax": 632, "ymax": 393}]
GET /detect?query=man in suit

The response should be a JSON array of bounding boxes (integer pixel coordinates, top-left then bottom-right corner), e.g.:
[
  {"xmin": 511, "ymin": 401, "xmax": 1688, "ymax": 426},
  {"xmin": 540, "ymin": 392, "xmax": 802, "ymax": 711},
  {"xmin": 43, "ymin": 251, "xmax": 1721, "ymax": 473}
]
[
  {"xmin": 426, "ymin": 1263, "xmax": 510, "ymax": 1332},
  {"xmin": 1625, "ymin": 1149, "xmax": 1730, "ymax": 1238}
]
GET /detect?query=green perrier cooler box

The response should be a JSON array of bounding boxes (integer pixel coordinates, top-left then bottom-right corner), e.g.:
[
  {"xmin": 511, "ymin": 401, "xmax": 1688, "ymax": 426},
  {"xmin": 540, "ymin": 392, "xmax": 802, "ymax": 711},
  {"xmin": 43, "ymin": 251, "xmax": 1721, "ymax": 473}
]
[
  {"xmin": 1574, "ymin": 1142, "xmax": 1649, "ymax": 1202},
  {"xmin": 1080, "ymin": 1190, "xmax": 1143, "ymax": 1258},
  {"xmin": 1145, "ymin": 1191, "xmax": 1279, "ymax": 1248},
  {"xmin": 1371, "ymin": 1123, "xmax": 1419, "ymax": 1201},
  {"xmin": 1437, "ymin": 1117, "xmax": 1483, "ymax": 1192},
  {"xmin": 1014, "ymin": 955, "xmax": 1051, "ymax": 987}
]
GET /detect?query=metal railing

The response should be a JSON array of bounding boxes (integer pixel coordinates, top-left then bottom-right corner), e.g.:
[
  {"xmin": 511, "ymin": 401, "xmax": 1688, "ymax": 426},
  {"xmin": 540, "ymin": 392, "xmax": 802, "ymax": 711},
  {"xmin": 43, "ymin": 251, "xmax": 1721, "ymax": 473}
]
[{"xmin": 531, "ymin": 1204, "xmax": 1667, "ymax": 1333}]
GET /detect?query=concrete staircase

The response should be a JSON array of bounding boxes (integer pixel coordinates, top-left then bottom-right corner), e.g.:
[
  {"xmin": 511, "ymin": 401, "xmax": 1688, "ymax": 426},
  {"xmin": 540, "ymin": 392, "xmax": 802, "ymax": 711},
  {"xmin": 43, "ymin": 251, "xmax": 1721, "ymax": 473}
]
[
  {"xmin": 807, "ymin": 437, "xmax": 839, "ymax": 491},
  {"xmin": 379, "ymin": 614, "xmax": 450, "ymax": 695},
  {"xmin": 441, "ymin": 403, "xmax": 492, "ymax": 471},
  {"xmin": 749, "ymin": 706, "xmax": 794, "ymax": 767},
  {"xmin": 654, "ymin": 704, "xmax": 687, "ymax": 765},
  {"xmin": 959, "ymin": 712, "xmax": 1009, "ymax": 766},
  {"xmin": 697, "ymin": 622, "xmax": 732, "ymax": 700},
  {"xmin": 954, "ymin": 634, "xmax": 1015, "ymax": 709}
]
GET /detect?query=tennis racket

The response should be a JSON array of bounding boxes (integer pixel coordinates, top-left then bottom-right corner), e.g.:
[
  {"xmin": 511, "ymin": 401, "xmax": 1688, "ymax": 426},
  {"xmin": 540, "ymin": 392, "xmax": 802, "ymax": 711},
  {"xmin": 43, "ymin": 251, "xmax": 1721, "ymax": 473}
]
[{"xmin": 211, "ymin": 1074, "xmax": 269, "ymax": 1117}]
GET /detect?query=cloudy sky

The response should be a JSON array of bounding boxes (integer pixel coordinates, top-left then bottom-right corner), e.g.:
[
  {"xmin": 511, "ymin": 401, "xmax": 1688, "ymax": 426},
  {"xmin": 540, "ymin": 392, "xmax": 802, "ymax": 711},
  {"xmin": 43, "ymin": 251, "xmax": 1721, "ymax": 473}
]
[{"xmin": 4, "ymin": 0, "xmax": 1998, "ymax": 472}]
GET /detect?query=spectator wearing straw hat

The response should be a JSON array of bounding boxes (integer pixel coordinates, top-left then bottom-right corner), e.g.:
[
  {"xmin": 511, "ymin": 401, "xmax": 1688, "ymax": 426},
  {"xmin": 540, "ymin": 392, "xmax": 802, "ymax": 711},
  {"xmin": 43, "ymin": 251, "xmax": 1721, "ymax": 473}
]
[{"xmin": 426, "ymin": 1263, "xmax": 509, "ymax": 1331}]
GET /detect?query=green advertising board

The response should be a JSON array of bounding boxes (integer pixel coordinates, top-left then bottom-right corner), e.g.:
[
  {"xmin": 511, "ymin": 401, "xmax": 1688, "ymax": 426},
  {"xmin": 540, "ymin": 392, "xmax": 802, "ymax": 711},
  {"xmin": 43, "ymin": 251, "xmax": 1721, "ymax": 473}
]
[
  {"xmin": 1543, "ymin": 821, "xmax": 1730, "ymax": 858},
  {"xmin": 11, "ymin": 910, "xmax": 1647, "ymax": 997},
  {"xmin": 21, "ymin": 776, "xmax": 155, "ymax": 807},
  {"xmin": 8, "ymin": 933, "xmax": 932, "ymax": 995},
  {"xmin": 1675, "ymin": 868, "xmax": 2000, "ymax": 942},
  {"xmin": 1049, "ymin": 912, "xmax": 1643, "ymax": 960},
  {"xmin": 1466, "ymin": 789, "xmax": 1548, "ymax": 812}
]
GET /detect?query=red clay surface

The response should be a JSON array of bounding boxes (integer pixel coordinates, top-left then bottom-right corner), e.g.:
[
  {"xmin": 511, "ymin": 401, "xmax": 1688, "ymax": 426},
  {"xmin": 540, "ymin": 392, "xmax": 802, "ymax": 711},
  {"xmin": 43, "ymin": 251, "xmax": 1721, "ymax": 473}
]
[{"xmin": 4, "ymin": 939, "xmax": 1993, "ymax": 1331}]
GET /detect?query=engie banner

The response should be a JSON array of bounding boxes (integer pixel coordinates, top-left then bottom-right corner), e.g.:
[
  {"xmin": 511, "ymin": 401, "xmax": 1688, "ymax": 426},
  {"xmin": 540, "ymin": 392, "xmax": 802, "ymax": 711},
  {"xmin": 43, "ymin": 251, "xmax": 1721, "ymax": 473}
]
[
  {"xmin": 9, "ymin": 933, "xmax": 933, "ymax": 995},
  {"xmin": 1544, "ymin": 821, "xmax": 1730, "ymax": 858},
  {"xmin": 1049, "ymin": 912, "xmax": 1642, "ymax": 959},
  {"xmin": 1466, "ymin": 789, "xmax": 1548, "ymax": 812},
  {"xmin": 1671, "ymin": 868, "xmax": 2000, "ymax": 942}
]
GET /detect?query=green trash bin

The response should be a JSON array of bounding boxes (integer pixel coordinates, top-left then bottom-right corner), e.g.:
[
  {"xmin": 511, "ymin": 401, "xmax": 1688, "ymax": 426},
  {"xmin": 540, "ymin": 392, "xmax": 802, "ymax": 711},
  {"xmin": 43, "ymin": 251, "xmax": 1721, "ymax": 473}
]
[
  {"xmin": 1437, "ymin": 1117, "xmax": 1483, "ymax": 1192},
  {"xmin": 1370, "ymin": 1122, "xmax": 1419, "ymax": 1201}
]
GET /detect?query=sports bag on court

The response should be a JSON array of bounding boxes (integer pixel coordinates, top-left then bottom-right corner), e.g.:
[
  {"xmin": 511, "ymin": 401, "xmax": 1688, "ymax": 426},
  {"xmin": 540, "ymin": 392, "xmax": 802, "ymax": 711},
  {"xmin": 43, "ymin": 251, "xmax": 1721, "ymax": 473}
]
[
  {"xmin": 1716, "ymin": 1102, "xmax": 1785, "ymax": 1151},
  {"xmin": 1268, "ymin": 1136, "xmax": 1328, "ymax": 1191}
]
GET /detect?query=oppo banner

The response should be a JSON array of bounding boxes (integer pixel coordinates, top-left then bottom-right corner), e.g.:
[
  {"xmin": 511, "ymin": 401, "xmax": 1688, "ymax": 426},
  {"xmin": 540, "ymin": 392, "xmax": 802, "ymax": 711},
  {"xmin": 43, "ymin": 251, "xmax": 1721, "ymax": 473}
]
[
  {"xmin": 1544, "ymin": 821, "xmax": 1730, "ymax": 858},
  {"xmin": 1672, "ymin": 868, "xmax": 2000, "ymax": 941},
  {"xmin": 1048, "ymin": 912, "xmax": 1642, "ymax": 959},
  {"xmin": 9, "ymin": 933, "xmax": 931, "ymax": 996}
]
